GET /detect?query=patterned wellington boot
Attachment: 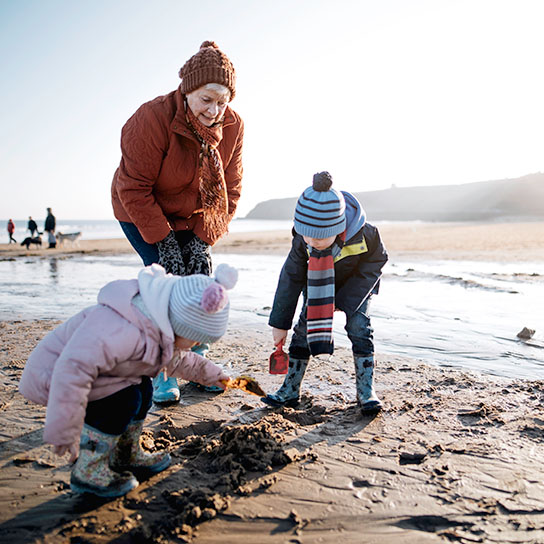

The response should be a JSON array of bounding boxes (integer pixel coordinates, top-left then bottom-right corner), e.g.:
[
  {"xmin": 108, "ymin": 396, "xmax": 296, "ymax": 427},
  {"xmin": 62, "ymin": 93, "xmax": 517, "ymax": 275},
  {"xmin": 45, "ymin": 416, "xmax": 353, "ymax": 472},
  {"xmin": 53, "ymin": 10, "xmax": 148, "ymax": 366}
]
[
  {"xmin": 152, "ymin": 370, "xmax": 180, "ymax": 403},
  {"xmin": 111, "ymin": 420, "xmax": 171, "ymax": 477},
  {"xmin": 189, "ymin": 344, "xmax": 222, "ymax": 393},
  {"xmin": 70, "ymin": 424, "xmax": 139, "ymax": 497},
  {"xmin": 354, "ymin": 355, "xmax": 382, "ymax": 415},
  {"xmin": 261, "ymin": 358, "xmax": 309, "ymax": 407}
]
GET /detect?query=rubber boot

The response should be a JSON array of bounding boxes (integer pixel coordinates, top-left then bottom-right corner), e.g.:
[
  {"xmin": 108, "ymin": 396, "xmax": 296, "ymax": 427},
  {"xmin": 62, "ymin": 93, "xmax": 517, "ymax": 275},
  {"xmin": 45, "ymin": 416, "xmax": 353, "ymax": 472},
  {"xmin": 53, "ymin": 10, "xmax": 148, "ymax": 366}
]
[
  {"xmin": 189, "ymin": 344, "xmax": 222, "ymax": 393},
  {"xmin": 70, "ymin": 424, "xmax": 139, "ymax": 497},
  {"xmin": 261, "ymin": 358, "xmax": 309, "ymax": 407},
  {"xmin": 110, "ymin": 420, "xmax": 171, "ymax": 477},
  {"xmin": 152, "ymin": 370, "xmax": 180, "ymax": 403},
  {"xmin": 354, "ymin": 355, "xmax": 382, "ymax": 415}
]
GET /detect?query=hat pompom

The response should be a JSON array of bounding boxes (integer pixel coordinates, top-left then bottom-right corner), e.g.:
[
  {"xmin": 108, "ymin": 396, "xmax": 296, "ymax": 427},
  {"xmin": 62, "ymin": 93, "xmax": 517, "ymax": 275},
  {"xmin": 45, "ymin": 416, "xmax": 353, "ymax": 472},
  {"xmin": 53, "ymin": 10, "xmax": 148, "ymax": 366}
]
[
  {"xmin": 201, "ymin": 40, "xmax": 218, "ymax": 49},
  {"xmin": 200, "ymin": 283, "xmax": 228, "ymax": 313},
  {"xmin": 312, "ymin": 171, "xmax": 333, "ymax": 192},
  {"xmin": 214, "ymin": 263, "xmax": 238, "ymax": 290}
]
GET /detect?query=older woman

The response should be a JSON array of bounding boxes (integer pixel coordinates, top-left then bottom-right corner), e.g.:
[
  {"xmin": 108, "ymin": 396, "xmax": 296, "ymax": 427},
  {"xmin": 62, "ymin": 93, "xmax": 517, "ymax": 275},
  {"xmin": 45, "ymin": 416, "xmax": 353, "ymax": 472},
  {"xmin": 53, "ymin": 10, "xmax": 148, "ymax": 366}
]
[{"xmin": 111, "ymin": 41, "xmax": 243, "ymax": 403}]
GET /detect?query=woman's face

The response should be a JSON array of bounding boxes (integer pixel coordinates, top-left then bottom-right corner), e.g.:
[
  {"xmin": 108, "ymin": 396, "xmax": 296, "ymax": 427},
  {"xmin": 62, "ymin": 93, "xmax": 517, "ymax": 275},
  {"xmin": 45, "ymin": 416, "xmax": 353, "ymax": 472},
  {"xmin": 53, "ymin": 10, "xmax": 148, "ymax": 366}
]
[{"xmin": 186, "ymin": 84, "xmax": 231, "ymax": 127}]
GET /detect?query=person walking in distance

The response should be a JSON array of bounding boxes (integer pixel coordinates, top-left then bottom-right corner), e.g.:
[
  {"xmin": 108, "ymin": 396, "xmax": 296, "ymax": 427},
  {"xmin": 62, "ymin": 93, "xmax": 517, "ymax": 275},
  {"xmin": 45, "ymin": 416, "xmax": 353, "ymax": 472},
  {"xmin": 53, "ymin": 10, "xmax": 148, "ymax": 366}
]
[
  {"xmin": 7, "ymin": 219, "xmax": 16, "ymax": 243},
  {"xmin": 27, "ymin": 216, "xmax": 38, "ymax": 237},
  {"xmin": 44, "ymin": 208, "xmax": 56, "ymax": 248}
]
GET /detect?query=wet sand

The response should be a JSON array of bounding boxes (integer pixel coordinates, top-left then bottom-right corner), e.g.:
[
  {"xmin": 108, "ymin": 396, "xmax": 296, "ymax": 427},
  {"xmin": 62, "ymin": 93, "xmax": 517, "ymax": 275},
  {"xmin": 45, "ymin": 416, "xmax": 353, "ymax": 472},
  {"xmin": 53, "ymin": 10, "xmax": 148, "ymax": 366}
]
[{"xmin": 1, "ymin": 221, "xmax": 544, "ymax": 542}]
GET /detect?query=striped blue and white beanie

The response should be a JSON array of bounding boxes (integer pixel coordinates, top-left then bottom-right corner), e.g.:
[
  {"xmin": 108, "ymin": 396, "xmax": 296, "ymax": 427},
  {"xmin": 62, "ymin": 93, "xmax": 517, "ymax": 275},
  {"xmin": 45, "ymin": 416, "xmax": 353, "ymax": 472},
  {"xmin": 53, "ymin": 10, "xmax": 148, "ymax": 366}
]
[
  {"xmin": 168, "ymin": 264, "xmax": 238, "ymax": 343},
  {"xmin": 294, "ymin": 172, "xmax": 346, "ymax": 238}
]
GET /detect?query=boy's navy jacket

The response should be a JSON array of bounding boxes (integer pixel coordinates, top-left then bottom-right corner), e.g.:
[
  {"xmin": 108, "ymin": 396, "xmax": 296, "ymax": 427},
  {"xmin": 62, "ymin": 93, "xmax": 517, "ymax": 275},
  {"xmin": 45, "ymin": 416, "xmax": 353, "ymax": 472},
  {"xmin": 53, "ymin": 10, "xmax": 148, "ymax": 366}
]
[{"xmin": 269, "ymin": 222, "xmax": 388, "ymax": 331}]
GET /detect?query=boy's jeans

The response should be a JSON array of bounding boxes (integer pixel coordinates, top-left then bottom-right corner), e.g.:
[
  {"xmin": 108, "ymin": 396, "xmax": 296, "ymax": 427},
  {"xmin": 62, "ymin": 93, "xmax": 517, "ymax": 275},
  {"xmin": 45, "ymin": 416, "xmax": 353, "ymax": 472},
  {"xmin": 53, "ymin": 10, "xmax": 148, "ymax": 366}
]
[{"xmin": 289, "ymin": 298, "xmax": 374, "ymax": 360}]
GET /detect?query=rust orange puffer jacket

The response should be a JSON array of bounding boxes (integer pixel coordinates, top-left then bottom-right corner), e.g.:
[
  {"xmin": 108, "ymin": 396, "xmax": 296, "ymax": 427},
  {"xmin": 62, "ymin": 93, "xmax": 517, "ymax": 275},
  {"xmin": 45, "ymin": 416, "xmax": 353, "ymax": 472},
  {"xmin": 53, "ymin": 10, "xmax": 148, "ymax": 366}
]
[{"xmin": 111, "ymin": 86, "xmax": 244, "ymax": 245}]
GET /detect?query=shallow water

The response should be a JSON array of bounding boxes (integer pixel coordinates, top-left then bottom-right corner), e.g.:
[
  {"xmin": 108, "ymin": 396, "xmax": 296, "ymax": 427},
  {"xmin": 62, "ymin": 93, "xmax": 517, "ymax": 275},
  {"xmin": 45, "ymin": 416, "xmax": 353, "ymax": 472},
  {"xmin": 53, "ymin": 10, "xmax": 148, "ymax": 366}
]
[{"xmin": 0, "ymin": 252, "xmax": 542, "ymax": 380}]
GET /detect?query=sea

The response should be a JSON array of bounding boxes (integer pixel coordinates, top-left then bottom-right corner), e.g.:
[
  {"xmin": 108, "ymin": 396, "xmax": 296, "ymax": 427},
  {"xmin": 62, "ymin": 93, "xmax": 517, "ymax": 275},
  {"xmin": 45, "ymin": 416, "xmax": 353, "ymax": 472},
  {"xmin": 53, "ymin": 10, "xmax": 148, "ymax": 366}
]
[
  {"xmin": 2, "ymin": 218, "xmax": 293, "ymax": 241},
  {"xmin": 1, "ymin": 219, "xmax": 543, "ymax": 381}
]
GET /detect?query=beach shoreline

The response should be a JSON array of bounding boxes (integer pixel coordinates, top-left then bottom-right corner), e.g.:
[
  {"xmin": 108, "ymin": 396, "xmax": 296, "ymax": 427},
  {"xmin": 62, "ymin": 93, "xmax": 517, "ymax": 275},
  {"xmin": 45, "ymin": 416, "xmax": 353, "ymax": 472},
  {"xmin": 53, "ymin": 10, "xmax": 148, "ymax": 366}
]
[{"xmin": 1, "ymin": 221, "xmax": 544, "ymax": 261}]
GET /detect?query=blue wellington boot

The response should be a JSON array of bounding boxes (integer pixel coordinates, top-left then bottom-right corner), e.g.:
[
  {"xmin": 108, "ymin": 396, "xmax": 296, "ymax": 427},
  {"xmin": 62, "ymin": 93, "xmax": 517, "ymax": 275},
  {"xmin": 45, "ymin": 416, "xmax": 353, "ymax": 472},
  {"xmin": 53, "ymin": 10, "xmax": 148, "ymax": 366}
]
[
  {"xmin": 354, "ymin": 355, "xmax": 382, "ymax": 415},
  {"xmin": 261, "ymin": 358, "xmax": 309, "ymax": 407},
  {"xmin": 152, "ymin": 370, "xmax": 180, "ymax": 404}
]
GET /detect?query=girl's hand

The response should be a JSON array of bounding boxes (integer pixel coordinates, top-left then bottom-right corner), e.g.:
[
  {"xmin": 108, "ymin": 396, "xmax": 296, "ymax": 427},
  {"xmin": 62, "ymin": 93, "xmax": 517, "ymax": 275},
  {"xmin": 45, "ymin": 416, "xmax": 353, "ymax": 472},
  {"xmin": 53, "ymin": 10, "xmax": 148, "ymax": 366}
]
[
  {"xmin": 272, "ymin": 327, "xmax": 288, "ymax": 347},
  {"xmin": 214, "ymin": 369, "xmax": 231, "ymax": 389},
  {"xmin": 54, "ymin": 443, "xmax": 79, "ymax": 463}
]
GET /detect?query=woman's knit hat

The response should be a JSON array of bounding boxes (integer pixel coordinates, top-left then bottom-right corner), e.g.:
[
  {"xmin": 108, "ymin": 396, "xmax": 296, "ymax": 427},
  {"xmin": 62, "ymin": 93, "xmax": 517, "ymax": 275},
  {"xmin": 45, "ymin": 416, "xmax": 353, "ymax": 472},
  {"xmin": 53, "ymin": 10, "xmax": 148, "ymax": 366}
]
[
  {"xmin": 179, "ymin": 41, "xmax": 236, "ymax": 100},
  {"xmin": 293, "ymin": 172, "xmax": 346, "ymax": 238},
  {"xmin": 168, "ymin": 264, "xmax": 238, "ymax": 343}
]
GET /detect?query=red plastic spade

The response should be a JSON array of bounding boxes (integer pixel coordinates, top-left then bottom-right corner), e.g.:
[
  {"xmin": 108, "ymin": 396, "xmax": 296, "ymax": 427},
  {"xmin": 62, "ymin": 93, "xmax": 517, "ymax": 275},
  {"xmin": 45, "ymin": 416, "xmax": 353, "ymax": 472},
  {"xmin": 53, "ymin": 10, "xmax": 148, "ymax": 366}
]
[{"xmin": 269, "ymin": 338, "xmax": 289, "ymax": 374}]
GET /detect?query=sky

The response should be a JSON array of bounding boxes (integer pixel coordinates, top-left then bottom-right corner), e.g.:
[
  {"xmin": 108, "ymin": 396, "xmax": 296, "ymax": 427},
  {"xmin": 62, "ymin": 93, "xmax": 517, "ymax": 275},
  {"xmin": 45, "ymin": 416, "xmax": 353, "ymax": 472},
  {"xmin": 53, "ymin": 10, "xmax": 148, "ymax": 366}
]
[{"xmin": 1, "ymin": 0, "xmax": 543, "ymax": 221}]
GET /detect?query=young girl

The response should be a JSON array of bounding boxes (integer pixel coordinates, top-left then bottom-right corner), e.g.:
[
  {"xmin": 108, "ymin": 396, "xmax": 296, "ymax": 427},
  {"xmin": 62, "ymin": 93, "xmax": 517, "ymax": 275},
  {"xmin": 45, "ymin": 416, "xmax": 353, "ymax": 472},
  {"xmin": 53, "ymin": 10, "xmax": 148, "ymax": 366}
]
[{"xmin": 19, "ymin": 263, "xmax": 237, "ymax": 498}]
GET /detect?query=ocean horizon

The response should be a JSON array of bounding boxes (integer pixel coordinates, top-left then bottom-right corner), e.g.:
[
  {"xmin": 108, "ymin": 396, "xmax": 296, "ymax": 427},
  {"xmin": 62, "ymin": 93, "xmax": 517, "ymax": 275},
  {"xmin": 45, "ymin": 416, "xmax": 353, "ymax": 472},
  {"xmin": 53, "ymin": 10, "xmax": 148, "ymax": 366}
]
[{"xmin": 2, "ymin": 218, "xmax": 296, "ymax": 241}]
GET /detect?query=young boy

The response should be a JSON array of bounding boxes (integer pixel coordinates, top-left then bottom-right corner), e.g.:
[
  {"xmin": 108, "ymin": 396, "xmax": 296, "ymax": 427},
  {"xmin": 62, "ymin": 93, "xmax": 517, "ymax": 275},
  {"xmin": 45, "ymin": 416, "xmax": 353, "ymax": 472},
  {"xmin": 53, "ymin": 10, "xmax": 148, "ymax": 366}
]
[{"xmin": 262, "ymin": 172, "xmax": 388, "ymax": 414}]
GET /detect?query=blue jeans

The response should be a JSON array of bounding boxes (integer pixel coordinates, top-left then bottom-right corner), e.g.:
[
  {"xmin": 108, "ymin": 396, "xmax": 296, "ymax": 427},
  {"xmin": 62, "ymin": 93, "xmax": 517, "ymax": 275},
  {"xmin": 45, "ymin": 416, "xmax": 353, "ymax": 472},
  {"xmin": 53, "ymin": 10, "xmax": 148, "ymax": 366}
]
[
  {"xmin": 289, "ymin": 298, "xmax": 374, "ymax": 359},
  {"xmin": 119, "ymin": 221, "xmax": 159, "ymax": 266},
  {"xmin": 119, "ymin": 221, "xmax": 201, "ymax": 268},
  {"xmin": 85, "ymin": 377, "xmax": 153, "ymax": 435}
]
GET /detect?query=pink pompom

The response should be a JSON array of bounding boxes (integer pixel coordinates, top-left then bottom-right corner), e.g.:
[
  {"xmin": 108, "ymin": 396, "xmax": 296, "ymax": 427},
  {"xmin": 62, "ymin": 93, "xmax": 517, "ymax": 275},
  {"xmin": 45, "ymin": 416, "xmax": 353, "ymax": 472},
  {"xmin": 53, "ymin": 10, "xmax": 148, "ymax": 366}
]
[{"xmin": 200, "ymin": 283, "xmax": 228, "ymax": 313}]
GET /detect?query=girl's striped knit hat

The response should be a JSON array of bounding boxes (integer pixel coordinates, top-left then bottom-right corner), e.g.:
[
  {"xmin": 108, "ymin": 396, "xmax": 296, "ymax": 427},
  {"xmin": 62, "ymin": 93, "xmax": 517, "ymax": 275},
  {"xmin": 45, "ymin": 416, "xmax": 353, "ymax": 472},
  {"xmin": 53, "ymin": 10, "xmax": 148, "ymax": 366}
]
[
  {"xmin": 168, "ymin": 264, "xmax": 238, "ymax": 344},
  {"xmin": 293, "ymin": 172, "xmax": 346, "ymax": 238}
]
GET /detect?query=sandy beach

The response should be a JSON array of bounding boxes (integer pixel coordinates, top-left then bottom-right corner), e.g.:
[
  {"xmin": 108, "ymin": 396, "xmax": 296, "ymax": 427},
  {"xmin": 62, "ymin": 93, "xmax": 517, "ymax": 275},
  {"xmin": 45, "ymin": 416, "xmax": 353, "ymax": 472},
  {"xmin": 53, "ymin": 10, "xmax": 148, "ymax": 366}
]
[
  {"xmin": 1, "ymin": 221, "xmax": 544, "ymax": 543},
  {"xmin": 2, "ymin": 220, "xmax": 544, "ymax": 261}
]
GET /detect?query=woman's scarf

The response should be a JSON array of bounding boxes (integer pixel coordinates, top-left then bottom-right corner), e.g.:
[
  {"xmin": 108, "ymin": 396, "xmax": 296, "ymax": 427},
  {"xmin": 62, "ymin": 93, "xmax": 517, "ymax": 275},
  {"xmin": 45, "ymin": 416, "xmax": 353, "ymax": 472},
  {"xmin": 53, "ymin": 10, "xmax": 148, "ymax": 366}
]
[
  {"xmin": 306, "ymin": 233, "xmax": 345, "ymax": 356},
  {"xmin": 185, "ymin": 104, "xmax": 229, "ymax": 239}
]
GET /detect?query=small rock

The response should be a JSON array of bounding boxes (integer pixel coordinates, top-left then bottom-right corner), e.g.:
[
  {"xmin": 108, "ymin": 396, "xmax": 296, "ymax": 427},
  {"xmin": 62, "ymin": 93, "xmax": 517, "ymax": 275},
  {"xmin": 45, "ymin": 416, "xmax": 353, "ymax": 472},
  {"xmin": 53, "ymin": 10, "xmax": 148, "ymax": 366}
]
[
  {"xmin": 399, "ymin": 451, "xmax": 427, "ymax": 465},
  {"xmin": 517, "ymin": 327, "xmax": 535, "ymax": 339}
]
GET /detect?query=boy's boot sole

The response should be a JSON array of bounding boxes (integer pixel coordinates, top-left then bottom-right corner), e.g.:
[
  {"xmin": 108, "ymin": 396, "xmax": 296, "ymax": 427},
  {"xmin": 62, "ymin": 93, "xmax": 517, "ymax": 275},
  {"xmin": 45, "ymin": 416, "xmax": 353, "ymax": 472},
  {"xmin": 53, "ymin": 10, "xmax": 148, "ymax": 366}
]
[{"xmin": 260, "ymin": 395, "xmax": 300, "ymax": 408}]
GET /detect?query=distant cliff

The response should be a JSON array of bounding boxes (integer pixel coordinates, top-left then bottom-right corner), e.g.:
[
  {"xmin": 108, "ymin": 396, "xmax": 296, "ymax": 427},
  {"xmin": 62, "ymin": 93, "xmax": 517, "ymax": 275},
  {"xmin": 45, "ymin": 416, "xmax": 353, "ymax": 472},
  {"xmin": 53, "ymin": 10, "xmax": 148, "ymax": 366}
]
[{"xmin": 245, "ymin": 173, "xmax": 544, "ymax": 222}]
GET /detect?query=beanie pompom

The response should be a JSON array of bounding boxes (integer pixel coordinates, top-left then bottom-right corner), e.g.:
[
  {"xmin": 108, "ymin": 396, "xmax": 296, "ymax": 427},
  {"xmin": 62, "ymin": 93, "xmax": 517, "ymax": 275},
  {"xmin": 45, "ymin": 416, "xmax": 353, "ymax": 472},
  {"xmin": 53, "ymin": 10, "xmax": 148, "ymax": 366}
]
[
  {"xmin": 200, "ymin": 40, "xmax": 218, "ymax": 49},
  {"xmin": 214, "ymin": 263, "xmax": 238, "ymax": 290},
  {"xmin": 313, "ymin": 171, "xmax": 333, "ymax": 192},
  {"xmin": 201, "ymin": 283, "xmax": 228, "ymax": 313}
]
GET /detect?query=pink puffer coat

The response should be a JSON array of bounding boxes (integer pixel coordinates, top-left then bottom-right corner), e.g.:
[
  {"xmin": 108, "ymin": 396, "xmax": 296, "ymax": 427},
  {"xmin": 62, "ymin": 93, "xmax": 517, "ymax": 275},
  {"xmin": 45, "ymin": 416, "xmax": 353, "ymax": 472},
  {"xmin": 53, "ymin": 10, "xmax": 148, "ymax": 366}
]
[{"xmin": 19, "ymin": 274, "xmax": 228, "ymax": 449}]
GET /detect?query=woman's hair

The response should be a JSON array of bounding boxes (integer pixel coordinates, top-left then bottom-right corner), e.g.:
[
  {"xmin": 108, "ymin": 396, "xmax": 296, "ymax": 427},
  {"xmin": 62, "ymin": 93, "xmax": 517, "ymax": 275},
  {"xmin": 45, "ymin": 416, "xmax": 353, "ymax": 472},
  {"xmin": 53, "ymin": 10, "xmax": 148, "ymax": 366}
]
[{"xmin": 201, "ymin": 83, "xmax": 231, "ymax": 98}]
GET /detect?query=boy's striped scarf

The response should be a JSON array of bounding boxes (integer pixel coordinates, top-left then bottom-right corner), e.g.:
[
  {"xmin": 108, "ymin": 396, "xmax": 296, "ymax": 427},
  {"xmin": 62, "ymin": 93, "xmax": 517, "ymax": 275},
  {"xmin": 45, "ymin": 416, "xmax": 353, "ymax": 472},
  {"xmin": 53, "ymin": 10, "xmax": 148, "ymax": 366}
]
[{"xmin": 306, "ymin": 236, "xmax": 344, "ymax": 356}]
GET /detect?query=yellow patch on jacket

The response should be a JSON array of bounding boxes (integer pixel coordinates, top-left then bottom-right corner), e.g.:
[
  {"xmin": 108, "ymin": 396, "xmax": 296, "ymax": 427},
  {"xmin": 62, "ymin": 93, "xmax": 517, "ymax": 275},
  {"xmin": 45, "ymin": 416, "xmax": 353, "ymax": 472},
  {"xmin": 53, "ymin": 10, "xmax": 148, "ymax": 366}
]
[{"xmin": 334, "ymin": 238, "xmax": 368, "ymax": 262}]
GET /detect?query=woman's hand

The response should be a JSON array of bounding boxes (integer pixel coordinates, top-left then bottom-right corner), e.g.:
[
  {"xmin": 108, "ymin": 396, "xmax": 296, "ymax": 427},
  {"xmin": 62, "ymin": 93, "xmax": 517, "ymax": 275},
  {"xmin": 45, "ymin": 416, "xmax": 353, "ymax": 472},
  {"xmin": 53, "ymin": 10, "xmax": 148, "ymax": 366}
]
[
  {"xmin": 272, "ymin": 327, "xmax": 288, "ymax": 347},
  {"xmin": 156, "ymin": 231, "xmax": 186, "ymax": 275},
  {"xmin": 53, "ymin": 443, "xmax": 79, "ymax": 464},
  {"xmin": 181, "ymin": 235, "xmax": 211, "ymax": 275}
]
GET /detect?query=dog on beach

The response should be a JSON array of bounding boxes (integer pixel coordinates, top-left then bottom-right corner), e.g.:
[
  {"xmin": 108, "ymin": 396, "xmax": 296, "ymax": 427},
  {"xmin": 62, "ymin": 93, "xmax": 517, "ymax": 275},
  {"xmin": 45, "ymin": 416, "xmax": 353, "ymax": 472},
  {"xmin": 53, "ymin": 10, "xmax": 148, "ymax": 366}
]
[
  {"xmin": 56, "ymin": 232, "xmax": 82, "ymax": 247},
  {"xmin": 20, "ymin": 236, "xmax": 42, "ymax": 250}
]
